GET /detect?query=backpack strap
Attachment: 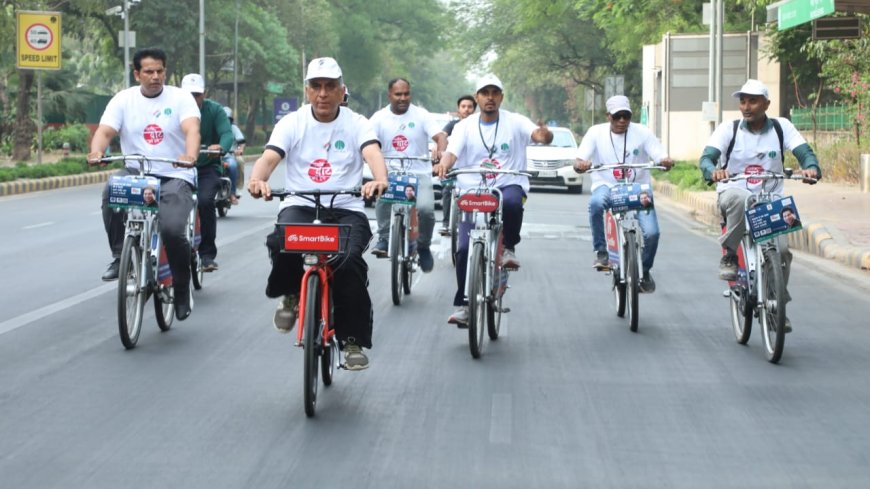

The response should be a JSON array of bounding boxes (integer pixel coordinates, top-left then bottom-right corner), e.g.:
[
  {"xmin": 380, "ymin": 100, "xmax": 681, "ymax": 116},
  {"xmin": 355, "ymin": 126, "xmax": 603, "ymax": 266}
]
[
  {"xmin": 723, "ymin": 118, "xmax": 785, "ymax": 169},
  {"xmin": 722, "ymin": 120, "xmax": 739, "ymax": 170}
]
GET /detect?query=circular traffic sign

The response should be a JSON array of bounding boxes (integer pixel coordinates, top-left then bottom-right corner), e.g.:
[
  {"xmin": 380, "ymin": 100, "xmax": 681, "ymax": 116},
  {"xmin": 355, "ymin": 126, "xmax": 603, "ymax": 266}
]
[{"xmin": 25, "ymin": 23, "xmax": 53, "ymax": 51}]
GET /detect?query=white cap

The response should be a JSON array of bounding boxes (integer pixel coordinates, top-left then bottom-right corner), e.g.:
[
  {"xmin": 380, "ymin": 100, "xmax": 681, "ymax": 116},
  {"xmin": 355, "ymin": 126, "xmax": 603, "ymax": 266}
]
[
  {"xmin": 223, "ymin": 106, "xmax": 233, "ymax": 118},
  {"xmin": 305, "ymin": 57, "xmax": 342, "ymax": 81},
  {"xmin": 732, "ymin": 79, "xmax": 769, "ymax": 100},
  {"xmin": 181, "ymin": 73, "xmax": 205, "ymax": 94},
  {"xmin": 475, "ymin": 74, "xmax": 504, "ymax": 93},
  {"xmin": 605, "ymin": 95, "xmax": 631, "ymax": 114}
]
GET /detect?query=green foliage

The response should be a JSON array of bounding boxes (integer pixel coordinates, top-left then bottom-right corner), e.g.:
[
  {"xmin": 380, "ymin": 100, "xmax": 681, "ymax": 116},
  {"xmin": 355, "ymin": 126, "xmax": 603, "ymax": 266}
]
[
  {"xmin": 653, "ymin": 162, "xmax": 710, "ymax": 191},
  {"xmin": 39, "ymin": 124, "xmax": 91, "ymax": 152},
  {"xmin": 0, "ymin": 157, "xmax": 120, "ymax": 182}
]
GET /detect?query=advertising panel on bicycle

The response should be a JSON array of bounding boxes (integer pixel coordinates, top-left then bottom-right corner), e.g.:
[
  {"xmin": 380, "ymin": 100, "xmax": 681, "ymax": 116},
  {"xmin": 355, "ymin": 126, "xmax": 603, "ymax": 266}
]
[
  {"xmin": 609, "ymin": 183, "xmax": 654, "ymax": 213},
  {"xmin": 457, "ymin": 192, "xmax": 499, "ymax": 213},
  {"xmin": 381, "ymin": 174, "xmax": 418, "ymax": 205},
  {"xmin": 282, "ymin": 224, "xmax": 346, "ymax": 254},
  {"xmin": 745, "ymin": 196, "xmax": 802, "ymax": 242},
  {"xmin": 107, "ymin": 176, "xmax": 161, "ymax": 210}
]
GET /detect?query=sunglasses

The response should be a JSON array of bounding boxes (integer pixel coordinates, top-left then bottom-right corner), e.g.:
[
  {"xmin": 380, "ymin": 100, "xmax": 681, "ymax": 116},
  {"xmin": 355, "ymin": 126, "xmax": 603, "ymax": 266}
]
[{"xmin": 611, "ymin": 112, "xmax": 631, "ymax": 121}]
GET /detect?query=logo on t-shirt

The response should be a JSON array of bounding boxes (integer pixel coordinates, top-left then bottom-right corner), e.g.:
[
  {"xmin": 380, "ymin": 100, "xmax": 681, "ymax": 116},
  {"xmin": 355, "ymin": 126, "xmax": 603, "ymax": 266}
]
[
  {"xmin": 481, "ymin": 158, "xmax": 501, "ymax": 180},
  {"xmin": 500, "ymin": 143, "xmax": 509, "ymax": 152},
  {"xmin": 143, "ymin": 124, "xmax": 164, "ymax": 145},
  {"xmin": 392, "ymin": 135, "xmax": 409, "ymax": 152},
  {"xmin": 334, "ymin": 140, "xmax": 346, "ymax": 151},
  {"xmin": 744, "ymin": 164, "xmax": 764, "ymax": 185},
  {"xmin": 164, "ymin": 108, "xmax": 172, "ymax": 116},
  {"xmin": 768, "ymin": 151, "xmax": 777, "ymax": 158},
  {"xmin": 308, "ymin": 159, "xmax": 333, "ymax": 183},
  {"xmin": 408, "ymin": 122, "xmax": 416, "ymax": 129},
  {"xmin": 632, "ymin": 148, "xmax": 640, "ymax": 156}
]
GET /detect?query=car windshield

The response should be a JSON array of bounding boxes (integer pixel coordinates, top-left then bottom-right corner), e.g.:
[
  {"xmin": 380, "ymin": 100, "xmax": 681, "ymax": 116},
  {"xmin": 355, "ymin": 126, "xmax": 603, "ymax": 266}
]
[{"xmin": 549, "ymin": 130, "xmax": 577, "ymax": 148}]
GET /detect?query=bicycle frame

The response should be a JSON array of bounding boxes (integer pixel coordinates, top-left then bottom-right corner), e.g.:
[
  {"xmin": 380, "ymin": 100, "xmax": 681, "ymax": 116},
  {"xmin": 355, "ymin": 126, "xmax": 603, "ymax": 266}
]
[{"xmin": 462, "ymin": 187, "xmax": 505, "ymax": 302}]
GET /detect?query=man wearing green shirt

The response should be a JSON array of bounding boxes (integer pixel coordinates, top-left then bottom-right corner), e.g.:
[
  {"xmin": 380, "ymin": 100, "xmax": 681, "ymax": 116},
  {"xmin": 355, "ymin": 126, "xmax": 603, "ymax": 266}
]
[{"xmin": 181, "ymin": 73, "xmax": 234, "ymax": 271}]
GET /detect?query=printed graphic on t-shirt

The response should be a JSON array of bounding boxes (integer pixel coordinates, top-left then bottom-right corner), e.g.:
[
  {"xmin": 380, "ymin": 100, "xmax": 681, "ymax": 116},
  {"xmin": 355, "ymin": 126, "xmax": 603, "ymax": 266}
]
[
  {"xmin": 482, "ymin": 158, "xmax": 501, "ymax": 180},
  {"xmin": 392, "ymin": 134, "xmax": 409, "ymax": 152},
  {"xmin": 745, "ymin": 164, "xmax": 764, "ymax": 184},
  {"xmin": 334, "ymin": 140, "xmax": 346, "ymax": 151},
  {"xmin": 613, "ymin": 168, "xmax": 634, "ymax": 180},
  {"xmin": 308, "ymin": 159, "xmax": 332, "ymax": 183},
  {"xmin": 144, "ymin": 124, "xmax": 164, "ymax": 145}
]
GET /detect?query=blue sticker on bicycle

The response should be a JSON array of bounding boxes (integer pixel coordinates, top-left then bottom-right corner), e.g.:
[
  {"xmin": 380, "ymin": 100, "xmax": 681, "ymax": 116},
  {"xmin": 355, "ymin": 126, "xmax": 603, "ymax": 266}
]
[
  {"xmin": 610, "ymin": 183, "xmax": 654, "ymax": 213},
  {"xmin": 380, "ymin": 174, "xmax": 418, "ymax": 205},
  {"xmin": 746, "ymin": 196, "xmax": 802, "ymax": 242},
  {"xmin": 107, "ymin": 176, "xmax": 161, "ymax": 210}
]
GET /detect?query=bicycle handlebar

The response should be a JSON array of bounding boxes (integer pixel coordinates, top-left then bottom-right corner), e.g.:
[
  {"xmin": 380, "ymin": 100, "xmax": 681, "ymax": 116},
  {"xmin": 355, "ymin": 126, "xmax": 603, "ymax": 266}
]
[
  {"xmin": 384, "ymin": 154, "xmax": 432, "ymax": 162},
  {"xmin": 585, "ymin": 162, "xmax": 667, "ymax": 172},
  {"xmin": 270, "ymin": 187, "xmax": 363, "ymax": 201},
  {"xmin": 722, "ymin": 171, "xmax": 817, "ymax": 184},
  {"xmin": 199, "ymin": 148, "xmax": 227, "ymax": 157},
  {"xmin": 446, "ymin": 168, "xmax": 532, "ymax": 178},
  {"xmin": 96, "ymin": 154, "xmax": 196, "ymax": 169}
]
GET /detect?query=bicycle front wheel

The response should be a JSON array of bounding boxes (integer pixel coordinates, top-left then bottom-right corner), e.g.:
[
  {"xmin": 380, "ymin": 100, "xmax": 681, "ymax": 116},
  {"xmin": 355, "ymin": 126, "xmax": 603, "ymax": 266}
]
[
  {"xmin": 468, "ymin": 242, "xmax": 487, "ymax": 359},
  {"xmin": 450, "ymin": 205, "xmax": 460, "ymax": 267},
  {"xmin": 191, "ymin": 248, "xmax": 203, "ymax": 290},
  {"xmin": 487, "ymin": 269, "xmax": 503, "ymax": 340},
  {"xmin": 761, "ymin": 250, "xmax": 786, "ymax": 363},
  {"xmin": 390, "ymin": 214, "xmax": 404, "ymax": 306},
  {"xmin": 154, "ymin": 287, "xmax": 174, "ymax": 332},
  {"xmin": 625, "ymin": 233, "xmax": 640, "ymax": 332},
  {"xmin": 303, "ymin": 274, "xmax": 321, "ymax": 417},
  {"xmin": 613, "ymin": 265, "xmax": 626, "ymax": 317},
  {"xmin": 118, "ymin": 235, "xmax": 146, "ymax": 349}
]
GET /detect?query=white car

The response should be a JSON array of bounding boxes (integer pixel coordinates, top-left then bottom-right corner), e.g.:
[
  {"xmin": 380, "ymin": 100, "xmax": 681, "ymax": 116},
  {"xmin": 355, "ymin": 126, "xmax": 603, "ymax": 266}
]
[{"xmin": 526, "ymin": 126, "xmax": 585, "ymax": 193}]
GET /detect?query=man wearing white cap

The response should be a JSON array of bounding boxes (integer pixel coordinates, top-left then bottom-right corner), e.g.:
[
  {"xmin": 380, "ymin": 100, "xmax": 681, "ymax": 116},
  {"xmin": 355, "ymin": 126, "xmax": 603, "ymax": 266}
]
[
  {"xmin": 248, "ymin": 57, "xmax": 388, "ymax": 370},
  {"xmin": 573, "ymin": 95, "xmax": 674, "ymax": 293},
  {"xmin": 700, "ymin": 79, "xmax": 820, "ymax": 331},
  {"xmin": 181, "ymin": 73, "xmax": 234, "ymax": 273},
  {"xmin": 434, "ymin": 74, "xmax": 553, "ymax": 325}
]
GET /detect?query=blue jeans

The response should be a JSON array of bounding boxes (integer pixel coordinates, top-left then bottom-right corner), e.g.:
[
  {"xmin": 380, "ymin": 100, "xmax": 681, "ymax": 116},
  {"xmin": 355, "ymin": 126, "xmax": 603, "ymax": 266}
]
[
  {"xmin": 223, "ymin": 154, "xmax": 239, "ymax": 195},
  {"xmin": 588, "ymin": 185, "xmax": 660, "ymax": 272}
]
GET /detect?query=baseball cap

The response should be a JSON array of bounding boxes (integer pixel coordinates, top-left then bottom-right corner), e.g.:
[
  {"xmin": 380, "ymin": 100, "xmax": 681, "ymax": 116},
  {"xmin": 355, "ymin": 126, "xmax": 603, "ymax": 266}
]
[
  {"xmin": 181, "ymin": 73, "xmax": 205, "ymax": 94},
  {"xmin": 732, "ymin": 79, "xmax": 769, "ymax": 100},
  {"xmin": 305, "ymin": 57, "xmax": 342, "ymax": 81},
  {"xmin": 223, "ymin": 106, "xmax": 233, "ymax": 118},
  {"xmin": 475, "ymin": 74, "xmax": 503, "ymax": 93},
  {"xmin": 605, "ymin": 95, "xmax": 631, "ymax": 115}
]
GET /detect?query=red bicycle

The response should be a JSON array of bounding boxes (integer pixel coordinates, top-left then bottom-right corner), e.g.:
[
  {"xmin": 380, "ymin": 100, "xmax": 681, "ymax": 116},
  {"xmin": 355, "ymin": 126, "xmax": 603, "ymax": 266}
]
[{"xmin": 271, "ymin": 188, "xmax": 358, "ymax": 417}]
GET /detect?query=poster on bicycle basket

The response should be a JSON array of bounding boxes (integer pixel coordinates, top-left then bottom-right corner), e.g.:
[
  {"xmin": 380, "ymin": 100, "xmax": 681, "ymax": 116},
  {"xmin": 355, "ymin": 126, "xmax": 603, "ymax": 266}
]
[
  {"xmin": 380, "ymin": 174, "xmax": 418, "ymax": 205},
  {"xmin": 609, "ymin": 183, "xmax": 654, "ymax": 213},
  {"xmin": 107, "ymin": 176, "xmax": 161, "ymax": 210},
  {"xmin": 745, "ymin": 196, "xmax": 803, "ymax": 242}
]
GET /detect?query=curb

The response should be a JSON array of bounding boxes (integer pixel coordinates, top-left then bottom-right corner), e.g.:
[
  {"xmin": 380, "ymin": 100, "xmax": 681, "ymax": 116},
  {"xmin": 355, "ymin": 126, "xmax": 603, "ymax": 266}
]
[
  {"xmin": 653, "ymin": 179, "xmax": 870, "ymax": 271},
  {"xmin": 0, "ymin": 170, "xmax": 116, "ymax": 197}
]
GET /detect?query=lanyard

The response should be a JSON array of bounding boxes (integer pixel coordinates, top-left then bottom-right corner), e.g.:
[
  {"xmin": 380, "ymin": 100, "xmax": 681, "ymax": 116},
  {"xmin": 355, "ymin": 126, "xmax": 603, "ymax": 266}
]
[
  {"xmin": 478, "ymin": 116, "xmax": 500, "ymax": 159},
  {"xmin": 609, "ymin": 126, "xmax": 628, "ymax": 165}
]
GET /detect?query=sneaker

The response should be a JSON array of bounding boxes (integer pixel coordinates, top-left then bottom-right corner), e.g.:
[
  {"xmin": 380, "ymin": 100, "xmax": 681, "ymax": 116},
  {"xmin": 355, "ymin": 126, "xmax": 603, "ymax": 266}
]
[
  {"xmin": 784, "ymin": 316, "xmax": 792, "ymax": 334},
  {"xmin": 174, "ymin": 284, "xmax": 192, "ymax": 321},
  {"xmin": 640, "ymin": 270, "xmax": 656, "ymax": 293},
  {"xmin": 273, "ymin": 294, "xmax": 298, "ymax": 333},
  {"xmin": 343, "ymin": 342, "xmax": 369, "ymax": 370},
  {"xmin": 447, "ymin": 306, "xmax": 469, "ymax": 328},
  {"xmin": 719, "ymin": 252, "xmax": 738, "ymax": 281},
  {"xmin": 201, "ymin": 257, "xmax": 218, "ymax": 272},
  {"xmin": 101, "ymin": 258, "xmax": 120, "ymax": 281},
  {"xmin": 438, "ymin": 227, "xmax": 451, "ymax": 237},
  {"xmin": 230, "ymin": 195, "xmax": 240, "ymax": 205},
  {"xmin": 418, "ymin": 246, "xmax": 434, "ymax": 273},
  {"xmin": 593, "ymin": 251, "xmax": 609, "ymax": 271},
  {"xmin": 371, "ymin": 239, "xmax": 388, "ymax": 258},
  {"xmin": 502, "ymin": 248, "xmax": 520, "ymax": 269}
]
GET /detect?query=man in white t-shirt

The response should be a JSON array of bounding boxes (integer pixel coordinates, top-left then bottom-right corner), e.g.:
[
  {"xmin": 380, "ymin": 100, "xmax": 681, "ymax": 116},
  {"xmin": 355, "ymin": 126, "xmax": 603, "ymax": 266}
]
[
  {"xmin": 573, "ymin": 95, "xmax": 673, "ymax": 293},
  {"xmin": 434, "ymin": 74, "xmax": 553, "ymax": 325},
  {"xmin": 88, "ymin": 47, "xmax": 201, "ymax": 321},
  {"xmin": 699, "ymin": 79, "xmax": 820, "ymax": 332},
  {"xmin": 369, "ymin": 78, "xmax": 447, "ymax": 273},
  {"xmin": 247, "ymin": 57, "xmax": 388, "ymax": 370}
]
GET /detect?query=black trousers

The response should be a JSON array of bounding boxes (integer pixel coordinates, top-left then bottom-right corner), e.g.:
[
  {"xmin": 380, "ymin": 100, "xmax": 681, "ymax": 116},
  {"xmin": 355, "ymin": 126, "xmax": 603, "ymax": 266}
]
[
  {"xmin": 265, "ymin": 206, "xmax": 374, "ymax": 348},
  {"xmin": 196, "ymin": 165, "xmax": 221, "ymax": 260}
]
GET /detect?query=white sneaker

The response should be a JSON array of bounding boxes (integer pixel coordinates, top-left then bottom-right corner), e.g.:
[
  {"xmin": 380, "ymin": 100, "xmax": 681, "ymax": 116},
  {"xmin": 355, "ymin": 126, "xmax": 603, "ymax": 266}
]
[
  {"xmin": 447, "ymin": 306, "xmax": 469, "ymax": 325},
  {"xmin": 343, "ymin": 343, "xmax": 369, "ymax": 370},
  {"xmin": 502, "ymin": 249, "xmax": 520, "ymax": 269}
]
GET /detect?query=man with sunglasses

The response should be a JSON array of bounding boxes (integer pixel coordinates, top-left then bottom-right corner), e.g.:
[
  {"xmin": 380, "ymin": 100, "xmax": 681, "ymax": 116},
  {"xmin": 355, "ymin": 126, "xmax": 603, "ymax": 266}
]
[{"xmin": 573, "ymin": 95, "xmax": 673, "ymax": 293}]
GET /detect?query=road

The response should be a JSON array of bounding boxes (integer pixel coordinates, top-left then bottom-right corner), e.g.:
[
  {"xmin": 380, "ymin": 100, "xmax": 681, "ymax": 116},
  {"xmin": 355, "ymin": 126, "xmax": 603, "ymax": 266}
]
[{"xmin": 2, "ymin": 170, "xmax": 870, "ymax": 488}]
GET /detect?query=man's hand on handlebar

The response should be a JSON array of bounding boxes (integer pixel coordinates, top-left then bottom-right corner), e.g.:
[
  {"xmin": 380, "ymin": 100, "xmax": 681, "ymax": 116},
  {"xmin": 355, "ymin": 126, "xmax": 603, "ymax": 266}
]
[
  {"xmin": 659, "ymin": 158, "xmax": 674, "ymax": 171},
  {"xmin": 711, "ymin": 169, "xmax": 729, "ymax": 182},
  {"xmin": 363, "ymin": 179, "xmax": 388, "ymax": 200},
  {"xmin": 248, "ymin": 178, "xmax": 272, "ymax": 200},
  {"xmin": 572, "ymin": 158, "xmax": 592, "ymax": 174},
  {"xmin": 801, "ymin": 168, "xmax": 819, "ymax": 184},
  {"xmin": 87, "ymin": 152, "xmax": 106, "ymax": 166}
]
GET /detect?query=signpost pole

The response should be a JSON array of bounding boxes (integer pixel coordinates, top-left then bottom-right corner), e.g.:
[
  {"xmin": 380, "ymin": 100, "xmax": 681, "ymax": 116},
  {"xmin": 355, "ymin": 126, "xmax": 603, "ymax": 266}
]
[
  {"xmin": 123, "ymin": 2, "xmax": 129, "ymax": 89},
  {"xmin": 36, "ymin": 71, "xmax": 43, "ymax": 164}
]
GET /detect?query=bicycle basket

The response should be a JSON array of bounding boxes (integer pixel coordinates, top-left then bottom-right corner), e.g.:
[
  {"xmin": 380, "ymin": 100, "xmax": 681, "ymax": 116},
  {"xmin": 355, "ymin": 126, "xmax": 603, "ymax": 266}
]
[
  {"xmin": 609, "ymin": 183, "xmax": 654, "ymax": 213},
  {"xmin": 457, "ymin": 192, "xmax": 499, "ymax": 213},
  {"xmin": 107, "ymin": 175, "xmax": 161, "ymax": 211},
  {"xmin": 380, "ymin": 173, "xmax": 419, "ymax": 205},
  {"xmin": 278, "ymin": 223, "xmax": 352, "ymax": 255},
  {"xmin": 746, "ymin": 196, "xmax": 802, "ymax": 243}
]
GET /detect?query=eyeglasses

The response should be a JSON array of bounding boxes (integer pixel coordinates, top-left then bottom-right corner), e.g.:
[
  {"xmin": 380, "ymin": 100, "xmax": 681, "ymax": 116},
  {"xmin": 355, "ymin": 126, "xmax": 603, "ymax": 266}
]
[{"xmin": 611, "ymin": 112, "xmax": 631, "ymax": 121}]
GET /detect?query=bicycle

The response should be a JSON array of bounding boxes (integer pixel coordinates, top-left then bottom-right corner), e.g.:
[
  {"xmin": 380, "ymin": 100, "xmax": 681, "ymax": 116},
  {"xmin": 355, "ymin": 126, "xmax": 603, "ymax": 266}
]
[
  {"xmin": 382, "ymin": 155, "xmax": 431, "ymax": 305},
  {"xmin": 447, "ymin": 167, "xmax": 530, "ymax": 359},
  {"xmin": 199, "ymin": 147, "xmax": 234, "ymax": 218},
  {"xmin": 101, "ymin": 154, "xmax": 200, "ymax": 349},
  {"xmin": 722, "ymin": 169, "xmax": 814, "ymax": 363},
  {"xmin": 270, "ymin": 187, "xmax": 359, "ymax": 417},
  {"xmin": 437, "ymin": 178, "xmax": 461, "ymax": 267},
  {"xmin": 586, "ymin": 162, "xmax": 665, "ymax": 332}
]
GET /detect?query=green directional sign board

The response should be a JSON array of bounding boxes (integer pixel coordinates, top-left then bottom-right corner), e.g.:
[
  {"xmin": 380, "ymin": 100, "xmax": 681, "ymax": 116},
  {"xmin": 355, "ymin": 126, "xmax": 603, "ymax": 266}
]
[{"xmin": 778, "ymin": 0, "xmax": 835, "ymax": 30}]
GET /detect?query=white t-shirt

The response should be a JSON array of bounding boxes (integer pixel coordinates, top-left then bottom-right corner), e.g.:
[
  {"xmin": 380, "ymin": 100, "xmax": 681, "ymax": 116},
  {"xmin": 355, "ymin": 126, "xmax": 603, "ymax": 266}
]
[
  {"xmin": 100, "ymin": 85, "xmax": 200, "ymax": 184},
  {"xmin": 445, "ymin": 110, "xmax": 538, "ymax": 192},
  {"xmin": 265, "ymin": 105, "xmax": 377, "ymax": 212},
  {"xmin": 706, "ymin": 117, "xmax": 806, "ymax": 195},
  {"xmin": 576, "ymin": 122, "xmax": 668, "ymax": 193},
  {"xmin": 369, "ymin": 103, "xmax": 441, "ymax": 174}
]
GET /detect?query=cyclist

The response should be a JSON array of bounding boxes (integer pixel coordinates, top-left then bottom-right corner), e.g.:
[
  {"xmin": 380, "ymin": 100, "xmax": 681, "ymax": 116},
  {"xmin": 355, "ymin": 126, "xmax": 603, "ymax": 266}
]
[
  {"xmin": 573, "ymin": 95, "xmax": 673, "ymax": 293},
  {"xmin": 699, "ymin": 79, "xmax": 820, "ymax": 332},
  {"xmin": 369, "ymin": 78, "xmax": 447, "ymax": 273},
  {"xmin": 438, "ymin": 95, "xmax": 477, "ymax": 235},
  {"xmin": 434, "ymin": 74, "xmax": 553, "ymax": 325},
  {"xmin": 181, "ymin": 73, "xmax": 234, "ymax": 272},
  {"xmin": 88, "ymin": 47, "xmax": 201, "ymax": 321},
  {"xmin": 247, "ymin": 57, "xmax": 388, "ymax": 370},
  {"xmin": 223, "ymin": 106, "xmax": 247, "ymax": 205}
]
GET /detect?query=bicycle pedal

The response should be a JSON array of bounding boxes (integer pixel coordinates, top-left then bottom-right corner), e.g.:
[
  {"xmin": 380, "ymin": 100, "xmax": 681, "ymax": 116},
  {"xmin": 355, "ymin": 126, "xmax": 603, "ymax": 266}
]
[
  {"xmin": 501, "ymin": 307, "xmax": 511, "ymax": 313},
  {"xmin": 722, "ymin": 289, "xmax": 731, "ymax": 298}
]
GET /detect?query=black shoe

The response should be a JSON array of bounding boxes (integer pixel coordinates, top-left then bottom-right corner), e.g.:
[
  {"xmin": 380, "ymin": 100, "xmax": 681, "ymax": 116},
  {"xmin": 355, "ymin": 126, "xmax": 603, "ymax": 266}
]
[
  {"xmin": 418, "ymin": 246, "xmax": 434, "ymax": 273},
  {"xmin": 640, "ymin": 271, "xmax": 656, "ymax": 293},
  {"xmin": 593, "ymin": 251, "xmax": 609, "ymax": 271},
  {"xmin": 201, "ymin": 257, "xmax": 218, "ymax": 272},
  {"xmin": 174, "ymin": 285, "xmax": 192, "ymax": 321},
  {"xmin": 719, "ymin": 252, "xmax": 738, "ymax": 281},
  {"xmin": 102, "ymin": 258, "xmax": 120, "ymax": 281}
]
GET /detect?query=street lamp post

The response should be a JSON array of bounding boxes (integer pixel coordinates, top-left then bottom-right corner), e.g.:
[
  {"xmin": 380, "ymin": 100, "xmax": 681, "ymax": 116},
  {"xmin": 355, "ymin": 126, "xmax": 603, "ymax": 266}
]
[
  {"xmin": 233, "ymin": 0, "xmax": 239, "ymax": 113},
  {"xmin": 199, "ymin": 0, "xmax": 205, "ymax": 78},
  {"xmin": 107, "ymin": 0, "xmax": 140, "ymax": 89}
]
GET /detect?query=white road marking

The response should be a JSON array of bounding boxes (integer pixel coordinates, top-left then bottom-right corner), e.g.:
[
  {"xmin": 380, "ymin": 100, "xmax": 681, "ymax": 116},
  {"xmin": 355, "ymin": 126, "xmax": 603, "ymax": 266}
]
[
  {"xmin": 22, "ymin": 221, "xmax": 54, "ymax": 230},
  {"xmin": 489, "ymin": 393, "xmax": 513, "ymax": 444}
]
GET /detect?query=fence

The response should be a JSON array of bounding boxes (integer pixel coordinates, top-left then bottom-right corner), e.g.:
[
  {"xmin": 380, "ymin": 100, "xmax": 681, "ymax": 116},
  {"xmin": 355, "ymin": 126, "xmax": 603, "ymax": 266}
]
[{"xmin": 790, "ymin": 104, "xmax": 854, "ymax": 131}]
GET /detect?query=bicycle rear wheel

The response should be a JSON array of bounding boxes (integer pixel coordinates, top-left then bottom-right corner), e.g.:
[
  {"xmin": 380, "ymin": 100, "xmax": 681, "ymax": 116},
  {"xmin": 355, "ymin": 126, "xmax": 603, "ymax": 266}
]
[
  {"xmin": 191, "ymin": 249, "xmax": 203, "ymax": 290},
  {"xmin": 625, "ymin": 233, "xmax": 640, "ymax": 332},
  {"xmin": 450, "ymin": 205, "xmax": 460, "ymax": 267},
  {"xmin": 487, "ymin": 268, "xmax": 504, "ymax": 340},
  {"xmin": 321, "ymin": 337, "xmax": 336, "ymax": 387},
  {"xmin": 154, "ymin": 287, "xmax": 174, "ymax": 332},
  {"xmin": 390, "ymin": 214, "xmax": 404, "ymax": 306},
  {"xmin": 118, "ymin": 235, "xmax": 145, "ymax": 349},
  {"xmin": 303, "ymin": 274, "xmax": 320, "ymax": 417},
  {"xmin": 761, "ymin": 250, "xmax": 786, "ymax": 363},
  {"xmin": 468, "ymin": 242, "xmax": 486, "ymax": 359},
  {"xmin": 613, "ymin": 265, "xmax": 626, "ymax": 317}
]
